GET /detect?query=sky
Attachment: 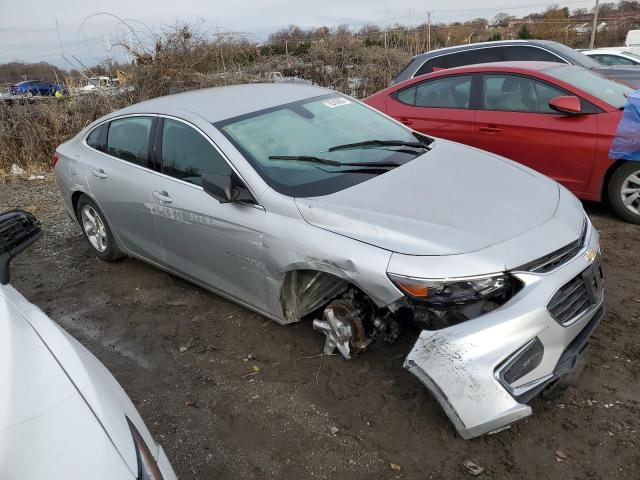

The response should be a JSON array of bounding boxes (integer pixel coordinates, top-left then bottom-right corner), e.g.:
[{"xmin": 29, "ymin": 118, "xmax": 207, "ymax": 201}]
[{"xmin": 0, "ymin": 0, "xmax": 599, "ymax": 68}]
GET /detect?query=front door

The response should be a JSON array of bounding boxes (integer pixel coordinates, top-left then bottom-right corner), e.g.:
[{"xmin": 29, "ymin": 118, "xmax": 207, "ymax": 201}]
[
  {"xmin": 474, "ymin": 73, "xmax": 598, "ymax": 193},
  {"xmin": 150, "ymin": 118, "xmax": 268, "ymax": 309}
]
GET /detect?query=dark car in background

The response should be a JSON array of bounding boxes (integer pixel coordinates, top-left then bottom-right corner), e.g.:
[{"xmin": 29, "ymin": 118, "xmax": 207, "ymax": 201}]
[
  {"xmin": 9, "ymin": 80, "xmax": 65, "ymax": 96},
  {"xmin": 392, "ymin": 39, "xmax": 640, "ymax": 88}
]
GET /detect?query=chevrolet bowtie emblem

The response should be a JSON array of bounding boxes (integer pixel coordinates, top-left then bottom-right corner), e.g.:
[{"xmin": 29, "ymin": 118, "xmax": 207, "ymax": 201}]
[{"xmin": 585, "ymin": 248, "xmax": 598, "ymax": 263}]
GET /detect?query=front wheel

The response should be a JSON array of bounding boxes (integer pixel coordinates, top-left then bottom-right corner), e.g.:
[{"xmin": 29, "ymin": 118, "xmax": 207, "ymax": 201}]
[
  {"xmin": 608, "ymin": 162, "xmax": 640, "ymax": 224},
  {"xmin": 76, "ymin": 195, "xmax": 125, "ymax": 261}
]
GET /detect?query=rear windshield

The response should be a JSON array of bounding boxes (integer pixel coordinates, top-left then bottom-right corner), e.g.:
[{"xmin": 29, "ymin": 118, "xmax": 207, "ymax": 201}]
[
  {"xmin": 542, "ymin": 65, "xmax": 633, "ymax": 109},
  {"xmin": 215, "ymin": 94, "xmax": 425, "ymax": 197}
]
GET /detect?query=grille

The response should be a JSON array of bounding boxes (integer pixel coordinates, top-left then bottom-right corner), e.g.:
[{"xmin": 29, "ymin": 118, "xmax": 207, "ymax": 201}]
[
  {"xmin": 547, "ymin": 259, "xmax": 604, "ymax": 326},
  {"xmin": 517, "ymin": 221, "xmax": 587, "ymax": 274}
]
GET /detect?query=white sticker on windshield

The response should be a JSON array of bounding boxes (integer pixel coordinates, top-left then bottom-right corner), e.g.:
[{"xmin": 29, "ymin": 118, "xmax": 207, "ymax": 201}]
[{"xmin": 322, "ymin": 98, "xmax": 352, "ymax": 108}]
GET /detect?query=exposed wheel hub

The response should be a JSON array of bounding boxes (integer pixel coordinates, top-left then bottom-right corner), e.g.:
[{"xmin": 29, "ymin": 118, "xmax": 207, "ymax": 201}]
[{"xmin": 313, "ymin": 298, "xmax": 370, "ymax": 360}]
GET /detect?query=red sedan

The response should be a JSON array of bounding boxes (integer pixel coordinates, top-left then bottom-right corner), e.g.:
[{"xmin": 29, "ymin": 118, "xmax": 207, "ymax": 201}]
[{"xmin": 364, "ymin": 61, "xmax": 640, "ymax": 223}]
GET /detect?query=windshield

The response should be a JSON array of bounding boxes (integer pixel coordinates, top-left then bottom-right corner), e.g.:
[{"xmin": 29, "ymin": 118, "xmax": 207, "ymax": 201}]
[
  {"xmin": 543, "ymin": 65, "xmax": 633, "ymax": 109},
  {"xmin": 216, "ymin": 94, "xmax": 426, "ymax": 197}
]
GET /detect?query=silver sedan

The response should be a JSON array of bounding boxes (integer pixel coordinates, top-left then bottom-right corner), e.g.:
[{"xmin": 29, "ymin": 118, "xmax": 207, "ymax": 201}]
[{"xmin": 54, "ymin": 84, "xmax": 604, "ymax": 439}]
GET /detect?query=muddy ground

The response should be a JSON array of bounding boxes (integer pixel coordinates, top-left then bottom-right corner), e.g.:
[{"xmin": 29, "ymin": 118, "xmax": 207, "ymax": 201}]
[{"xmin": 1, "ymin": 178, "xmax": 639, "ymax": 479}]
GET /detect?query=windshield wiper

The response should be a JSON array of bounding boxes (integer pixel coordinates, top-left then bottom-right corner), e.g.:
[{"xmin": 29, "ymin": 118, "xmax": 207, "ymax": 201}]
[
  {"xmin": 328, "ymin": 139, "xmax": 429, "ymax": 152},
  {"xmin": 267, "ymin": 155, "xmax": 400, "ymax": 168}
]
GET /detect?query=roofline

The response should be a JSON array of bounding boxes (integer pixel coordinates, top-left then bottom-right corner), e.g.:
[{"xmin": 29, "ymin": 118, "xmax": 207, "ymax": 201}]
[{"xmin": 410, "ymin": 39, "xmax": 548, "ymax": 59}]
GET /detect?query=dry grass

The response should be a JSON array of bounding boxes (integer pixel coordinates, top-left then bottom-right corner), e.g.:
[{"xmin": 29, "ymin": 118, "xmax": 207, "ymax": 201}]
[{"xmin": 0, "ymin": 25, "xmax": 410, "ymax": 177}]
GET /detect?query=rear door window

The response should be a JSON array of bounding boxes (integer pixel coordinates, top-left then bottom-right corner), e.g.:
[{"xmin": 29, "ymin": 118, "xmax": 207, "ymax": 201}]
[
  {"xmin": 106, "ymin": 117, "xmax": 154, "ymax": 167},
  {"xmin": 160, "ymin": 119, "xmax": 231, "ymax": 186},
  {"xmin": 446, "ymin": 47, "xmax": 504, "ymax": 68},
  {"xmin": 396, "ymin": 75, "xmax": 473, "ymax": 109},
  {"xmin": 504, "ymin": 46, "xmax": 565, "ymax": 63}
]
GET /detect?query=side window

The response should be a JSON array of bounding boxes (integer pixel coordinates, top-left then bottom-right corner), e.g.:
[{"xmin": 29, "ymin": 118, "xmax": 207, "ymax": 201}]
[
  {"xmin": 86, "ymin": 125, "xmax": 103, "ymax": 149},
  {"xmin": 591, "ymin": 54, "xmax": 636, "ymax": 66},
  {"xmin": 106, "ymin": 117, "xmax": 153, "ymax": 167},
  {"xmin": 483, "ymin": 74, "xmax": 567, "ymax": 113},
  {"xmin": 504, "ymin": 46, "xmax": 564, "ymax": 63},
  {"xmin": 397, "ymin": 75, "xmax": 472, "ymax": 109},
  {"xmin": 161, "ymin": 119, "xmax": 231, "ymax": 186},
  {"xmin": 414, "ymin": 55, "xmax": 449, "ymax": 77},
  {"xmin": 446, "ymin": 47, "xmax": 503, "ymax": 68}
]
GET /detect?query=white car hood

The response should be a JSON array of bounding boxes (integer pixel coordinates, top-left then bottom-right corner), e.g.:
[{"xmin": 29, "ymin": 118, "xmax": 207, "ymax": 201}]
[
  {"xmin": 0, "ymin": 285, "xmax": 151, "ymax": 479},
  {"xmin": 295, "ymin": 140, "xmax": 560, "ymax": 256}
]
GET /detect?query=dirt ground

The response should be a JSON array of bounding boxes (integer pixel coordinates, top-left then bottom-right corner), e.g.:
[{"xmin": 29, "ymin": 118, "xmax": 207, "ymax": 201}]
[{"xmin": 1, "ymin": 178, "xmax": 639, "ymax": 479}]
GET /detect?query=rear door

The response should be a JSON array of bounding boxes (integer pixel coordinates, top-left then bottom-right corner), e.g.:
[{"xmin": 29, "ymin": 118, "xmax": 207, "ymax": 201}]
[
  {"xmin": 474, "ymin": 73, "xmax": 598, "ymax": 193},
  {"xmin": 150, "ymin": 117, "xmax": 268, "ymax": 309},
  {"xmin": 385, "ymin": 74, "xmax": 476, "ymax": 145},
  {"xmin": 85, "ymin": 115, "xmax": 163, "ymax": 262}
]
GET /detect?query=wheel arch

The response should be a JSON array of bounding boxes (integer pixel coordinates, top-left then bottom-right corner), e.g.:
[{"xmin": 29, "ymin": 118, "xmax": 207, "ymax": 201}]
[{"xmin": 601, "ymin": 159, "xmax": 628, "ymax": 204}]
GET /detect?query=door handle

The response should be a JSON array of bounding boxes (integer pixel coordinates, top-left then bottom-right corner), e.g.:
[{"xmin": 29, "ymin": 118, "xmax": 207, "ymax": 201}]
[
  {"xmin": 478, "ymin": 125, "xmax": 503, "ymax": 134},
  {"xmin": 152, "ymin": 191, "xmax": 173, "ymax": 204},
  {"xmin": 91, "ymin": 168, "xmax": 107, "ymax": 179},
  {"xmin": 399, "ymin": 117, "xmax": 414, "ymax": 126}
]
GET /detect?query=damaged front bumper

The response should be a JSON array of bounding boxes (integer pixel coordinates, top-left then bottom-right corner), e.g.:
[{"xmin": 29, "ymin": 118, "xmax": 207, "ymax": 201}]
[{"xmin": 404, "ymin": 225, "xmax": 604, "ymax": 439}]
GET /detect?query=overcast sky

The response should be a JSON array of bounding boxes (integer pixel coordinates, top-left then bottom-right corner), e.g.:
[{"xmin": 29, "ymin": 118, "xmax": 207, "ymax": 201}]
[{"xmin": 0, "ymin": 0, "xmax": 597, "ymax": 68}]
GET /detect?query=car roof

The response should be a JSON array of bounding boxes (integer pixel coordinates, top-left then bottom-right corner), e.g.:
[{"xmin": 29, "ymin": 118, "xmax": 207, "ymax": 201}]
[
  {"xmin": 117, "ymin": 83, "xmax": 332, "ymax": 123},
  {"xmin": 410, "ymin": 39, "xmax": 554, "ymax": 60},
  {"xmin": 419, "ymin": 61, "xmax": 569, "ymax": 76}
]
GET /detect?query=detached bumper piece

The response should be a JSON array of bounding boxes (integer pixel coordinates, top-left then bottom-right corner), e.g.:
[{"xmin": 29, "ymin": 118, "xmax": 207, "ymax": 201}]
[{"xmin": 404, "ymin": 304, "xmax": 605, "ymax": 440}]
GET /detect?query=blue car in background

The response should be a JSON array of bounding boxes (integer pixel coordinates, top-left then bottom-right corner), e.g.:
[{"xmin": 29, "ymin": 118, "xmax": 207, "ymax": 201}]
[{"xmin": 9, "ymin": 80, "xmax": 65, "ymax": 96}]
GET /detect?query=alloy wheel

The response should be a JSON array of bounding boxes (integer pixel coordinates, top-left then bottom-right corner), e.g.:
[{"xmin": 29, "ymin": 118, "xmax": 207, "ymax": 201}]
[
  {"xmin": 81, "ymin": 205, "xmax": 108, "ymax": 252},
  {"xmin": 620, "ymin": 168, "xmax": 640, "ymax": 216}
]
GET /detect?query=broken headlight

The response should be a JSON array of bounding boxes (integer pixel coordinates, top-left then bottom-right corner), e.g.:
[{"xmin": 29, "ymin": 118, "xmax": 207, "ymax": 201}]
[
  {"xmin": 388, "ymin": 272, "xmax": 510, "ymax": 305},
  {"xmin": 126, "ymin": 417, "xmax": 164, "ymax": 480}
]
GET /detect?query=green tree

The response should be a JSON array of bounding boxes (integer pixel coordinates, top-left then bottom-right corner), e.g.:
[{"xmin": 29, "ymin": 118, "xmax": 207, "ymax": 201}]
[{"xmin": 518, "ymin": 24, "xmax": 534, "ymax": 39}]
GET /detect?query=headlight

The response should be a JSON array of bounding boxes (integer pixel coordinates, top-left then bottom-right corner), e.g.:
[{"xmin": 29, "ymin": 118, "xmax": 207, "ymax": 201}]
[
  {"xmin": 127, "ymin": 418, "xmax": 164, "ymax": 480},
  {"xmin": 388, "ymin": 272, "xmax": 509, "ymax": 304}
]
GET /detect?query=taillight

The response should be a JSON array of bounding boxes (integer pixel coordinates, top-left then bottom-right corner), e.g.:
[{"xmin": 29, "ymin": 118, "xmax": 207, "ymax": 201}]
[{"xmin": 51, "ymin": 153, "xmax": 59, "ymax": 169}]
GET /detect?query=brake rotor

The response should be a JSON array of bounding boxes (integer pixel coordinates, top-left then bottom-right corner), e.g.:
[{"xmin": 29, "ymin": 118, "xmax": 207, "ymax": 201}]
[{"xmin": 312, "ymin": 299, "xmax": 370, "ymax": 359}]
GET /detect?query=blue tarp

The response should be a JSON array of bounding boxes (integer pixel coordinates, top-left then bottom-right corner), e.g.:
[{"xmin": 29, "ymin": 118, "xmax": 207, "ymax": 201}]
[{"xmin": 610, "ymin": 89, "xmax": 640, "ymax": 161}]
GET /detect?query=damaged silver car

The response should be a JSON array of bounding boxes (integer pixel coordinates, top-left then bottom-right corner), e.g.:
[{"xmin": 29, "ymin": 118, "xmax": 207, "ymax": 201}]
[{"xmin": 54, "ymin": 84, "xmax": 604, "ymax": 439}]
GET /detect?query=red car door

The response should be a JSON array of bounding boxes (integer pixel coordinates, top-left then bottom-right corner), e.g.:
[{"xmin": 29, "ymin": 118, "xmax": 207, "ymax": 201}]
[
  {"xmin": 474, "ymin": 73, "xmax": 598, "ymax": 194},
  {"xmin": 384, "ymin": 74, "xmax": 476, "ymax": 146}
]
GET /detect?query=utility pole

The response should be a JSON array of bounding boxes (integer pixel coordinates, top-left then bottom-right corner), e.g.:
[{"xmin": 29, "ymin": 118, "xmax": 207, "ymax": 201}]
[
  {"xmin": 589, "ymin": 0, "xmax": 600, "ymax": 49},
  {"xmin": 427, "ymin": 11, "xmax": 432, "ymax": 51}
]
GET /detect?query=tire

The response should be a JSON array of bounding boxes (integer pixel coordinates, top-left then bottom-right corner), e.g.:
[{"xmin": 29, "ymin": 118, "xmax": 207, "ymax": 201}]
[
  {"xmin": 76, "ymin": 195, "xmax": 125, "ymax": 261},
  {"xmin": 607, "ymin": 162, "xmax": 640, "ymax": 224}
]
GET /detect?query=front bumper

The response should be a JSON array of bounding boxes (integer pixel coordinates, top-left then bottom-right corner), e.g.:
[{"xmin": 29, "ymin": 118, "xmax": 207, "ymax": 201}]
[{"xmin": 404, "ymin": 222, "xmax": 603, "ymax": 439}]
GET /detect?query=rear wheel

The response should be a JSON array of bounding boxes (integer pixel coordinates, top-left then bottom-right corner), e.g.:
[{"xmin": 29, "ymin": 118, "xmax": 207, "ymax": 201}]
[
  {"xmin": 608, "ymin": 162, "xmax": 640, "ymax": 224},
  {"xmin": 76, "ymin": 195, "xmax": 125, "ymax": 261}
]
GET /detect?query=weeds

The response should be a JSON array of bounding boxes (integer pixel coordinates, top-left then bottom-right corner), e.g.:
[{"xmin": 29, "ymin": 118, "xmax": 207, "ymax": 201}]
[{"xmin": 0, "ymin": 24, "xmax": 410, "ymax": 177}]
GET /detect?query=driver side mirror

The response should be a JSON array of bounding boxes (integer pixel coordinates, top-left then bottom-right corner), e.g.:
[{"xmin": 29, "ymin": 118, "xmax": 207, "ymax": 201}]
[
  {"xmin": 0, "ymin": 210, "xmax": 41, "ymax": 285},
  {"xmin": 201, "ymin": 172, "xmax": 255, "ymax": 204},
  {"xmin": 549, "ymin": 96, "xmax": 583, "ymax": 115}
]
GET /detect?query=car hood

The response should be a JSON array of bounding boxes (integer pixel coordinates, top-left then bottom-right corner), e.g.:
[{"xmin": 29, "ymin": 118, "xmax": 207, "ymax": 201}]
[
  {"xmin": 295, "ymin": 139, "xmax": 560, "ymax": 256},
  {"xmin": 0, "ymin": 284, "xmax": 154, "ymax": 478}
]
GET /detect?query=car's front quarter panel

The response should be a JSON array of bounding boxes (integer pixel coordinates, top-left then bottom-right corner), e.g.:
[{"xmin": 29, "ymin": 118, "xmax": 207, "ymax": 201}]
[{"xmin": 257, "ymin": 188, "xmax": 402, "ymax": 323}]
